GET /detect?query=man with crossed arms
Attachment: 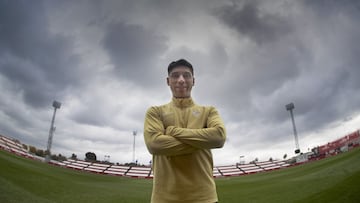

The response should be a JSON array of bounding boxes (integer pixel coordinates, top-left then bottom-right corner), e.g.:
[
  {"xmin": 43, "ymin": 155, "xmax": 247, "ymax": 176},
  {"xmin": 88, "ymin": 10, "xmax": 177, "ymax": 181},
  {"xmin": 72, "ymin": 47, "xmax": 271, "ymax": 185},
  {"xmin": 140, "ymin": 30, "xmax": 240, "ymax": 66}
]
[{"xmin": 144, "ymin": 59, "xmax": 226, "ymax": 203}]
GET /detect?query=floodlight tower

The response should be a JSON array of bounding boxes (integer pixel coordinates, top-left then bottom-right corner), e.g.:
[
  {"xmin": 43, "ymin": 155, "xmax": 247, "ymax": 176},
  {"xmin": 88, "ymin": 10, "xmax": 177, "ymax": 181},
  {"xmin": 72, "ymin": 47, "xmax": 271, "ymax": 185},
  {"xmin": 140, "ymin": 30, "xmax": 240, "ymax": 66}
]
[
  {"xmin": 45, "ymin": 101, "xmax": 61, "ymax": 162},
  {"xmin": 132, "ymin": 130, "xmax": 137, "ymax": 163},
  {"xmin": 285, "ymin": 102, "xmax": 301, "ymax": 154}
]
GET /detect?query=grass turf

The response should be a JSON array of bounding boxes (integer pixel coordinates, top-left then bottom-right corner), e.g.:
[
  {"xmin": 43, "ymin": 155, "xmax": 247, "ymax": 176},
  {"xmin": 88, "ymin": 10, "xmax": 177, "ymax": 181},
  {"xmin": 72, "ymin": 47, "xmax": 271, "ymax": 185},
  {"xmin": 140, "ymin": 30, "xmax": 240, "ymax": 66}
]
[{"xmin": 1, "ymin": 147, "xmax": 360, "ymax": 202}]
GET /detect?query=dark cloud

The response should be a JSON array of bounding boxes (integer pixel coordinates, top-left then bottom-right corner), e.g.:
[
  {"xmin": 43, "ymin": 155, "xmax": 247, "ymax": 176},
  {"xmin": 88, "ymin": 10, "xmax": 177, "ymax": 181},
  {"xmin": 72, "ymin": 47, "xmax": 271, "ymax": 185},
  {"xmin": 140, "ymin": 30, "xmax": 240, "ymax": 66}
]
[
  {"xmin": 294, "ymin": 1, "xmax": 360, "ymax": 132},
  {"xmin": 214, "ymin": 0, "xmax": 292, "ymax": 45},
  {"xmin": 102, "ymin": 22, "xmax": 168, "ymax": 87},
  {"xmin": 303, "ymin": 0, "xmax": 360, "ymax": 19},
  {"xmin": 0, "ymin": 0, "xmax": 81, "ymax": 108}
]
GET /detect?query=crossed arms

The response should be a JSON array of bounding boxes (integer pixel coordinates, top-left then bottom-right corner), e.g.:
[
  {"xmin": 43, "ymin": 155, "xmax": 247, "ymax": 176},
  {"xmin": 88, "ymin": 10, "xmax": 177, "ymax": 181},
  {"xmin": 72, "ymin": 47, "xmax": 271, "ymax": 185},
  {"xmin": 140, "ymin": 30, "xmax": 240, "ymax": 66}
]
[{"xmin": 144, "ymin": 106, "xmax": 226, "ymax": 156}]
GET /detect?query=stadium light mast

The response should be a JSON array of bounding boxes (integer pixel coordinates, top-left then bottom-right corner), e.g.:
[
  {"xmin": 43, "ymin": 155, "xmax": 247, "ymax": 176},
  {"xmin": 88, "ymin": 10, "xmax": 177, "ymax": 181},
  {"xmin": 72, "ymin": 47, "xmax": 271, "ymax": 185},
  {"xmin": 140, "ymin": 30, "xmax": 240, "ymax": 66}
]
[
  {"xmin": 132, "ymin": 130, "xmax": 137, "ymax": 163},
  {"xmin": 45, "ymin": 100, "xmax": 61, "ymax": 162},
  {"xmin": 285, "ymin": 102, "xmax": 301, "ymax": 154}
]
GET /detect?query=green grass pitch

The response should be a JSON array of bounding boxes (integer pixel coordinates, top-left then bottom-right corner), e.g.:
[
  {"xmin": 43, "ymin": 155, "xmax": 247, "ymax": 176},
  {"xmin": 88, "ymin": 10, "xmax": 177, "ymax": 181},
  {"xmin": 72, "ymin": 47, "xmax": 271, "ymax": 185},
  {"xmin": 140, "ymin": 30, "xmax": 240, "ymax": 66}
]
[{"xmin": 1, "ymin": 148, "xmax": 360, "ymax": 202}]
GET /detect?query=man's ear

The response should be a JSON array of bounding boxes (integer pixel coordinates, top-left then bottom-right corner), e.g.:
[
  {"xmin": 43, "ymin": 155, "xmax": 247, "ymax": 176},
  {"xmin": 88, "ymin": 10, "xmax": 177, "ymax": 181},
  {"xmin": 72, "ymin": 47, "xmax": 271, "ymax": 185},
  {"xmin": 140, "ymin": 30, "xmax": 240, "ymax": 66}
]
[
  {"xmin": 192, "ymin": 77, "xmax": 195, "ymax": 86},
  {"xmin": 167, "ymin": 77, "xmax": 170, "ymax": 86}
]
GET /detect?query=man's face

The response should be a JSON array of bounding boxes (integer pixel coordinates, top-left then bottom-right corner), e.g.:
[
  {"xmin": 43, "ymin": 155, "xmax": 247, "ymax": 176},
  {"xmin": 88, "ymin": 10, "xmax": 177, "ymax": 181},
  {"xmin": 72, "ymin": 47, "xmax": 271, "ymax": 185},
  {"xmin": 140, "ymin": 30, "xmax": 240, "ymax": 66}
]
[{"xmin": 167, "ymin": 66, "xmax": 195, "ymax": 98}]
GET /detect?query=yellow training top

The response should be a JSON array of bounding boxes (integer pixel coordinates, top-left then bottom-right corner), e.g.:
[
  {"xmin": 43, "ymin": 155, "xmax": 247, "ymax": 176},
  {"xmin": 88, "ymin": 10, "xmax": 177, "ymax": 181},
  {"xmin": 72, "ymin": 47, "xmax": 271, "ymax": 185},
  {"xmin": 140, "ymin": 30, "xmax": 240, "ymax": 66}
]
[{"xmin": 144, "ymin": 97, "xmax": 226, "ymax": 203}]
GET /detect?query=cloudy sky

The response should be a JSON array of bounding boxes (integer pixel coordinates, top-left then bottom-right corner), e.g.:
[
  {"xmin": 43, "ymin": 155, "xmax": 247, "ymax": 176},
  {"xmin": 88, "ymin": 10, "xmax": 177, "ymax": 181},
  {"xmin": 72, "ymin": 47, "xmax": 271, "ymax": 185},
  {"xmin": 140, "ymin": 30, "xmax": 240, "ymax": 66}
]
[{"xmin": 1, "ymin": 0, "xmax": 359, "ymax": 165}]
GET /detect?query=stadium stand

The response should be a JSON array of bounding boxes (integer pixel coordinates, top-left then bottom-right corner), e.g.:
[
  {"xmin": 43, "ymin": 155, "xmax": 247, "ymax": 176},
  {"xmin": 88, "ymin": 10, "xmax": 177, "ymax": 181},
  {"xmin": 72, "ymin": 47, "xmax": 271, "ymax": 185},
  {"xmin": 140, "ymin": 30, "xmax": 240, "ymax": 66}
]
[
  {"xmin": 62, "ymin": 159, "xmax": 90, "ymax": 170},
  {"xmin": 1, "ymin": 129, "xmax": 359, "ymax": 179},
  {"xmin": 272, "ymin": 160, "xmax": 291, "ymax": 168},
  {"xmin": 84, "ymin": 163, "xmax": 110, "ymax": 174},
  {"xmin": 49, "ymin": 159, "xmax": 66, "ymax": 167},
  {"xmin": 237, "ymin": 163, "xmax": 264, "ymax": 174},
  {"xmin": 0, "ymin": 136, "xmax": 8, "ymax": 150},
  {"xmin": 310, "ymin": 130, "xmax": 360, "ymax": 159},
  {"xmin": 103, "ymin": 165, "xmax": 130, "ymax": 176},
  {"xmin": 0, "ymin": 135, "xmax": 33, "ymax": 159},
  {"xmin": 126, "ymin": 166, "xmax": 152, "ymax": 178},
  {"xmin": 217, "ymin": 165, "xmax": 245, "ymax": 176},
  {"xmin": 213, "ymin": 167, "xmax": 222, "ymax": 178},
  {"xmin": 256, "ymin": 161, "xmax": 281, "ymax": 171}
]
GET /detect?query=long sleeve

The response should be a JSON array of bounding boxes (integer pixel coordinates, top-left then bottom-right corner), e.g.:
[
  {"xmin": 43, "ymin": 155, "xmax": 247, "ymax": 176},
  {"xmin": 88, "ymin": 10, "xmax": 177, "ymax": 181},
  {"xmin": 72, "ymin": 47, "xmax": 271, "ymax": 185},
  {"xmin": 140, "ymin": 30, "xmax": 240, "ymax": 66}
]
[
  {"xmin": 166, "ymin": 107, "xmax": 226, "ymax": 149},
  {"xmin": 144, "ymin": 106, "xmax": 198, "ymax": 156},
  {"xmin": 145, "ymin": 98, "xmax": 224, "ymax": 203}
]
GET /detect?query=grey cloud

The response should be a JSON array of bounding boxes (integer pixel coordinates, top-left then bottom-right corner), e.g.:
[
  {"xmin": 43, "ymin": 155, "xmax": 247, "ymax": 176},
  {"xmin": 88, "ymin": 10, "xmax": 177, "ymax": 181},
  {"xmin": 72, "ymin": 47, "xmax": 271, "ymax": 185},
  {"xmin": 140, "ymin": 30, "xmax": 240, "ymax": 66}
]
[
  {"xmin": 166, "ymin": 42, "xmax": 229, "ymax": 78},
  {"xmin": 0, "ymin": 0, "xmax": 82, "ymax": 108},
  {"xmin": 214, "ymin": 0, "xmax": 292, "ymax": 45},
  {"xmin": 70, "ymin": 108, "xmax": 110, "ymax": 127},
  {"xmin": 102, "ymin": 22, "xmax": 168, "ymax": 87},
  {"xmin": 303, "ymin": 0, "xmax": 360, "ymax": 18}
]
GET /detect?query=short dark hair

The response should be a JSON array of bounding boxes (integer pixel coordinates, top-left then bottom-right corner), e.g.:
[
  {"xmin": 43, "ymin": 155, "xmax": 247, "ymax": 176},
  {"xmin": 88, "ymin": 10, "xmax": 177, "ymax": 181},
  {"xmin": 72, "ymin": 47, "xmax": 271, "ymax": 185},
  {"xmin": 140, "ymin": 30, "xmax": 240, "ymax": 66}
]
[{"xmin": 167, "ymin": 59, "xmax": 194, "ymax": 75}]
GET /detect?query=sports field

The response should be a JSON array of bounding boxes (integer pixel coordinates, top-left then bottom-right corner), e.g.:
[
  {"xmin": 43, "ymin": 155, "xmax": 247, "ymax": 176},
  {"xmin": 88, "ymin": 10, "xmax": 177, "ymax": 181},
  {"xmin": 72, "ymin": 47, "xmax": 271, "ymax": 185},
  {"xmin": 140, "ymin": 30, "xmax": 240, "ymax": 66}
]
[{"xmin": 1, "ymin": 148, "xmax": 360, "ymax": 203}]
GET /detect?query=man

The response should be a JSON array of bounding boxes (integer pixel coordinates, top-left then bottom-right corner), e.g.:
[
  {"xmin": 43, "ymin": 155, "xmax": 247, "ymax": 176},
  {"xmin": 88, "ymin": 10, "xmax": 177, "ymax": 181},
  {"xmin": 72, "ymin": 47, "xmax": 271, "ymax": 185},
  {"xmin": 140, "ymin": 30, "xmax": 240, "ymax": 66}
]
[{"xmin": 144, "ymin": 59, "xmax": 226, "ymax": 203}]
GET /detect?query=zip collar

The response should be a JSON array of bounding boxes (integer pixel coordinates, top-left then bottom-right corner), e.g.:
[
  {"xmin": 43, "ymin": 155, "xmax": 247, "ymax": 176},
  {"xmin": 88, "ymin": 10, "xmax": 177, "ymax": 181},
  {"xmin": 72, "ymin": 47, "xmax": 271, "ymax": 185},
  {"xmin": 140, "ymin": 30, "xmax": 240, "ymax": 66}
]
[{"xmin": 171, "ymin": 97, "xmax": 194, "ymax": 108}]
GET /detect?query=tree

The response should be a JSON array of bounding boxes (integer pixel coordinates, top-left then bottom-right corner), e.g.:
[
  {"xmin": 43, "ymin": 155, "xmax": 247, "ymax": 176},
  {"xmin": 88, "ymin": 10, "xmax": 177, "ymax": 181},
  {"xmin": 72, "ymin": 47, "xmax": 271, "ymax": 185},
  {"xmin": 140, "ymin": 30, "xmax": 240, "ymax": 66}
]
[
  {"xmin": 22, "ymin": 144, "xmax": 28, "ymax": 151},
  {"xmin": 85, "ymin": 152, "xmax": 97, "ymax": 162},
  {"xmin": 29, "ymin": 146, "xmax": 37, "ymax": 154},
  {"xmin": 51, "ymin": 154, "xmax": 58, "ymax": 160},
  {"xmin": 70, "ymin": 153, "xmax": 77, "ymax": 160},
  {"xmin": 36, "ymin": 149, "xmax": 45, "ymax": 157},
  {"xmin": 51, "ymin": 154, "xmax": 67, "ymax": 161}
]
